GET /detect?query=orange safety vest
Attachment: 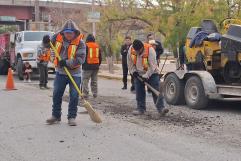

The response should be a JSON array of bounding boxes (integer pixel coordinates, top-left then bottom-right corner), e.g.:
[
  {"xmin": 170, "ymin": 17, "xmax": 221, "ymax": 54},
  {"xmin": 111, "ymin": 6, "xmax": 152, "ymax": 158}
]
[
  {"xmin": 39, "ymin": 49, "xmax": 51, "ymax": 62},
  {"xmin": 54, "ymin": 33, "xmax": 83, "ymax": 69},
  {"xmin": 86, "ymin": 42, "xmax": 100, "ymax": 64},
  {"xmin": 131, "ymin": 43, "xmax": 151, "ymax": 71}
]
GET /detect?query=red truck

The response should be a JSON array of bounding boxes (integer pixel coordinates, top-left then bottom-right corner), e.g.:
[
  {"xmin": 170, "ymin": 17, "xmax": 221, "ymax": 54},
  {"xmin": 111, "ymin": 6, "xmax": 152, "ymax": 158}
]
[{"xmin": 0, "ymin": 33, "xmax": 15, "ymax": 75}]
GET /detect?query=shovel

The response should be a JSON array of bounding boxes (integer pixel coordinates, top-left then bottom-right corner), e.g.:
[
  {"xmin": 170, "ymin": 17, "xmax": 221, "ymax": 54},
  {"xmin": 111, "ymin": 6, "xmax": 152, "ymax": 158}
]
[
  {"xmin": 137, "ymin": 76, "xmax": 160, "ymax": 97},
  {"xmin": 137, "ymin": 76, "xmax": 165, "ymax": 107}
]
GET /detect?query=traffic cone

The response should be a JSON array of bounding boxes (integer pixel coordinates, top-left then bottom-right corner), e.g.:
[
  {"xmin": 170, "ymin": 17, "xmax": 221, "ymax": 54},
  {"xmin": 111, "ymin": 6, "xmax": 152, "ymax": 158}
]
[{"xmin": 5, "ymin": 68, "xmax": 16, "ymax": 90}]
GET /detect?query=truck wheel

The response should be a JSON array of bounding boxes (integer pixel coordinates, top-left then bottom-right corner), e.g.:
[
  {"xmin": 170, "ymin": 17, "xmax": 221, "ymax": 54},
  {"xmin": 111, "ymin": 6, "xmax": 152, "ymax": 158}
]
[
  {"xmin": 0, "ymin": 59, "xmax": 9, "ymax": 75},
  {"xmin": 163, "ymin": 73, "xmax": 185, "ymax": 105},
  {"xmin": 184, "ymin": 76, "xmax": 208, "ymax": 109},
  {"xmin": 17, "ymin": 58, "xmax": 23, "ymax": 80}
]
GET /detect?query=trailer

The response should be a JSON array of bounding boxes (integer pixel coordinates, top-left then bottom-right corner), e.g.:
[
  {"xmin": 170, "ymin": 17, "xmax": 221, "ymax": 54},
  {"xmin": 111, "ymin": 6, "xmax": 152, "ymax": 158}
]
[{"xmin": 163, "ymin": 70, "xmax": 241, "ymax": 109}]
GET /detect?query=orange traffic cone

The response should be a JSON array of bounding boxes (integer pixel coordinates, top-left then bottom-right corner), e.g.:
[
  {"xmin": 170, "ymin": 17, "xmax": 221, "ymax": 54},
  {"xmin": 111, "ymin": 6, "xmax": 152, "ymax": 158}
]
[{"xmin": 5, "ymin": 68, "xmax": 16, "ymax": 90}]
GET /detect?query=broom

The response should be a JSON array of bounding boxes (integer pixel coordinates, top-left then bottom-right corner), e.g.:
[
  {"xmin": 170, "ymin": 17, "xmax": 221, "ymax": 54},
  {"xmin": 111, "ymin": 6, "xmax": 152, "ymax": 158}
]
[{"xmin": 50, "ymin": 42, "xmax": 102, "ymax": 123}]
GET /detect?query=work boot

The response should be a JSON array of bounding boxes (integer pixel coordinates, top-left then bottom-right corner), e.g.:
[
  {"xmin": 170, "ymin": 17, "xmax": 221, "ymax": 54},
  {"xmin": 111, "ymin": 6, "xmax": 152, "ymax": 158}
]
[
  {"xmin": 130, "ymin": 86, "xmax": 135, "ymax": 92},
  {"xmin": 132, "ymin": 109, "xmax": 145, "ymax": 116},
  {"xmin": 44, "ymin": 85, "xmax": 50, "ymax": 89},
  {"xmin": 68, "ymin": 118, "xmax": 77, "ymax": 126},
  {"xmin": 93, "ymin": 94, "xmax": 97, "ymax": 98},
  {"xmin": 40, "ymin": 86, "xmax": 45, "ymax": 90},
  {"xmin": 158, "ymin": 108, "xmax": 169, "ymax": 117},
  {"xmin": 122, "ymin": 84, "xmax": 127, "ymax": 90},
  {"xmin": 46, "ymin": 116, "xmax": 61, "ymax": 125}
]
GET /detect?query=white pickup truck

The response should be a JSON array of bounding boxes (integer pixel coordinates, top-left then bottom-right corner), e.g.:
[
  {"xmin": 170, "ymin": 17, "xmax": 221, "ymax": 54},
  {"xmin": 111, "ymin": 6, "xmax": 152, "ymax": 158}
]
[{"xmin": 15, "ymin": 31, "xmax": 54, "ymax": 80}]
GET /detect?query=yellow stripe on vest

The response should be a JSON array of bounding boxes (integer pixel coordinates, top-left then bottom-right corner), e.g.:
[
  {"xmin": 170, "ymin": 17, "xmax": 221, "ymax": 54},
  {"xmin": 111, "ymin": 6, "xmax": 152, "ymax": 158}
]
[
  {"xmin": 56, "ymin": 42, "xmax": 61, "ymax": 51},
  {"xmin": 70, "ymin": 45, "xmax": 77, "ymax": 59},
  {"xmin": 96, "ymin": 48, "xmax": 99, "ymax": 58},
  {"xmin": 89, "ymin": 48, "xmax": 93, "ymax": 58}
]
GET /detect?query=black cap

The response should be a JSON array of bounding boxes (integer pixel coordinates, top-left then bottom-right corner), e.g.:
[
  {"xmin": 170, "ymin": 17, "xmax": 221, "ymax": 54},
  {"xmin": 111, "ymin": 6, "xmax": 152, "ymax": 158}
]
[
  {"xmin": 43, "ymin": 35, "xmax": 50, "ymax": 43},
  {"xmin": 42, "ymin": 35, "xmax": 51, "ymax": 48},
  {"xmin": 86, "ymin": 34, "xmax": 95, "ymax": 43},
  {"xmin": 132, "ymin": 39, "xmax": 143, "ymax": 51}
]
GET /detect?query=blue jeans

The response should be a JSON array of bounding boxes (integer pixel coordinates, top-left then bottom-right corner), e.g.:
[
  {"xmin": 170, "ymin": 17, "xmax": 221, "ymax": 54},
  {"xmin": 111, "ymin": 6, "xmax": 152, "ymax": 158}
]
[
  {"xmin": 52, "ymin": 73, "xmax": 81, "ymax": 119},
  {"xmin": 135, "ymin": 74, "xmax": 164, "ymax": 112}
]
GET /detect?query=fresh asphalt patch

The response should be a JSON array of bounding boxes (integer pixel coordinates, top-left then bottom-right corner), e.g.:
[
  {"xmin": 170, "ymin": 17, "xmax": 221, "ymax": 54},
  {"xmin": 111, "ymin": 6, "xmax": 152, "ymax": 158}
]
[{"xmin": 62, "ymin": 95, "xmax": 211, "ymax": 128}]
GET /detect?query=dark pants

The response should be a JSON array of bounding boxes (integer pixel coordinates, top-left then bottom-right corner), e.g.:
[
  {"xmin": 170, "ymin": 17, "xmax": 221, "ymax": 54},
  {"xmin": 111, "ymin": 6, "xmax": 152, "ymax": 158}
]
[
  {"xmin": 52, "ymin": 73, "xmax": 81, "ymax": 119},
  {"xmin": 122, "ymin": 62, "xmax": 135, "ymax": 89},
  {"xmin": 38, "ymin": 63, "xmax": 48, "ymax": 87},
  {"xmin": 122, "ymin": 62, "xmax": 128, "ymax": 86},
  {"xmin": 135, "ymin": 74, "xmax": 164, "ymax": 112}
]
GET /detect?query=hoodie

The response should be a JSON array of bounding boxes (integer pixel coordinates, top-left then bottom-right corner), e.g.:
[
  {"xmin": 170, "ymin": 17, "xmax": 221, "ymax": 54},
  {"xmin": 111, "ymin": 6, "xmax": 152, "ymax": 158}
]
[{"xmin": 51, "ymin": 19, "xmax": 86, "ymax": 76}]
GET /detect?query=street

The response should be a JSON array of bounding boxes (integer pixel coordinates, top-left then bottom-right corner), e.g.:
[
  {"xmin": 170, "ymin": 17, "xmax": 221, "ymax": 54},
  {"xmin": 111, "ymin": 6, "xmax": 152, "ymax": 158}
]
[{"xmin": 0, "ymin": 74, "xmax": 241, "ymax": 161}]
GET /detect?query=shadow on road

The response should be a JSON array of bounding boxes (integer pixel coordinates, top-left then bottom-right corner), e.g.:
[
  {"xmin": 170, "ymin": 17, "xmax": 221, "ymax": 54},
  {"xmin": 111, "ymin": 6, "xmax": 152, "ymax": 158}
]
[
  {"xmin": 206, "ymin": 100, "xmax": 241, "ymax": 113},
  {"xmin": 12, "ymin": 73, "xmax": 55, "ymax": 81}
]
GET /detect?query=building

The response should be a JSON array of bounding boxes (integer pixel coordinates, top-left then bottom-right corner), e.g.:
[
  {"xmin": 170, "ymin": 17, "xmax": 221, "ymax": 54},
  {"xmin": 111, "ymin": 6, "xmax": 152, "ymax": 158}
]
[{"xmin": 0, "ymin": 0, "xmax": 92, "ymax": 31}]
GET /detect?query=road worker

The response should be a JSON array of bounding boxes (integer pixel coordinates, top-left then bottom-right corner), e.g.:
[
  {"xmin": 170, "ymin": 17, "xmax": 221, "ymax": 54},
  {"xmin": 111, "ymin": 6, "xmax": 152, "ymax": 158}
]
[
  {"xmin": 45, "ymin": 19, "xmax": 86, "ymax": 126},
  {"xmin": 127, "ymin": 39, "xmax": 169, "ymax": 116},
  {"xmin": 37, "ymin": 35, "xmax": 51, "ymax": 89},
  {"xmin": 121, "ymin": 36, "xmax": 135, "ymax": 91},
  {"xmin": 147, "ymin": 33, "xmax": 164, "ymax": 66},
  {"xmin": 82, "ymin": 34, "xmax": 102, "ymax": 99}
]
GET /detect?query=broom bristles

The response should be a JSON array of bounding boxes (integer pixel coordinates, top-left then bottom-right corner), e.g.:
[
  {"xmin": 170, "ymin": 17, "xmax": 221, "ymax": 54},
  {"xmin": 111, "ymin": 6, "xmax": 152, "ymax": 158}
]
[{"xmin": 83, "ymin": 101, "xmax": 102, "ymax": 123}]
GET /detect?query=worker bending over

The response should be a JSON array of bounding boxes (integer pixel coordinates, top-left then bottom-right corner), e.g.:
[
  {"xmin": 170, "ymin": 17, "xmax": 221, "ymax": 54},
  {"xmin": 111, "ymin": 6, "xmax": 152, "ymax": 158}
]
[
  {"xmin": 82, "ymin": 34, "xmax": 102, "ymax": 99},
  {"xmin": 45, "ymin": 19, "xmax": 86, "ymax": 126},
  {"xmin": 128, "ymin": 39, "xmax": 169, "ymax": 116}
]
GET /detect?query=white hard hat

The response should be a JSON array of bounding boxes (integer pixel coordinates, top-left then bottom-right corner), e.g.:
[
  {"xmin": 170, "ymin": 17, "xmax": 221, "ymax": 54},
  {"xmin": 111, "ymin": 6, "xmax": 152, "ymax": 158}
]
[{"xmin": 149, "ymin": 40, "xmax": 158, "ymax": 45}]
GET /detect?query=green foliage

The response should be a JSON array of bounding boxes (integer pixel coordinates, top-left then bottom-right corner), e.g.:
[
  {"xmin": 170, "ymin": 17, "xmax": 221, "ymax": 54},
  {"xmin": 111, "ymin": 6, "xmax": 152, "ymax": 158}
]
[
  {"xmin": 0, "ymin": 25, "xmax": 17, "ymax": 34},
  {"xmin": 97, "ymin": 0, "xmax": 241, "ymax": 56}
]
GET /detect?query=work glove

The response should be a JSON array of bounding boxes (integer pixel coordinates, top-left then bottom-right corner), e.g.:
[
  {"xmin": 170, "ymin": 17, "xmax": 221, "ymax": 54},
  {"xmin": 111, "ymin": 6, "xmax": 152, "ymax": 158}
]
[
  {"xmin": 141, "ymin": 77, "xmax": 148, "ymax": 82},
  {"xmin": 132, "ymin": 71, "xmax": 139, "ymax": 78},
  {"xmin": 43, "ymin": 35, "xmax": 50, "ymax": 44},
  {"xmin": 59, "ymin": 60, "xmax": 67, "ymax": 67},
  {"xmin": 141, "ymin": 74, "xmax": 149, "ymax": 82}
]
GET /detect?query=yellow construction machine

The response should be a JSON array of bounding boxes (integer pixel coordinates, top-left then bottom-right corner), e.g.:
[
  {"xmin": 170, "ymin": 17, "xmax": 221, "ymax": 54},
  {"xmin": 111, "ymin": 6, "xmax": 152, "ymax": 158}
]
[
  {"xmin": 185, "ymin": 19, "xmax": 241, "ymax": 83},
  {"xmin": 163, "ymin": 19, "xmax": 241, "ymax": 110}
]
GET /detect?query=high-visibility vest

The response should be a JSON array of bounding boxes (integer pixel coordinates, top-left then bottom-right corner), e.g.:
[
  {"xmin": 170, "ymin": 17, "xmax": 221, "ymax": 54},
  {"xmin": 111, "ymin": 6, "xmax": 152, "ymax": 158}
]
[
  {"xmin": 131, "ymin": 43, "xmax": 151, "ymax": 71},
  {"xmin": 54, "ymin": 33, "xmax": 82, "ymax": 69},
  {"xmin": 39, "ymin": 49, "xmax": 51, "ymax": 62},
  {"xmin": 86, "ymin": 42, "xmax": 100, "ymax": 64}
]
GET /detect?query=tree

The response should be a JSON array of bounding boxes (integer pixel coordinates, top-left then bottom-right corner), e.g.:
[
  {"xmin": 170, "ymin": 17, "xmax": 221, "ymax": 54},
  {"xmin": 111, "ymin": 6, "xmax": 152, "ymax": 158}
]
[{"xmin": 97, "ymin": 0, "xmax": 241, "ymax": 58}]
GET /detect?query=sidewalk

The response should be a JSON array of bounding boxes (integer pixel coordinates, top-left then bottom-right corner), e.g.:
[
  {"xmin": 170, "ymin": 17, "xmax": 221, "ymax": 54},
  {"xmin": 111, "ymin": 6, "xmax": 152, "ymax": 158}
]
[{"xmin": 98, "ymin": 59, "xmax": 177, "ymax": 80}]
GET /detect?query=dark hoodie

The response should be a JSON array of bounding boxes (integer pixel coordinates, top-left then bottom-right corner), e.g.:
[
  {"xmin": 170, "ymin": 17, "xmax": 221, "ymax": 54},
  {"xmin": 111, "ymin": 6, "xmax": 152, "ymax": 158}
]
[
  {"xmin": 51, "ymin": 19, "xmax": 86, "ymax": 76},
  {"xmin": 82, "ymin": 34, "xmax": 102, "ymax": 70}
]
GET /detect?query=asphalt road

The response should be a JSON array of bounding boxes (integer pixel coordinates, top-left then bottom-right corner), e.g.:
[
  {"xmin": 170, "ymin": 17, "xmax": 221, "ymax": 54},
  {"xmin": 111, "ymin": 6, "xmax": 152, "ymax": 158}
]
[{"xmin": 0, "ymin": 74, "xmax": 241, "ymax": 161}]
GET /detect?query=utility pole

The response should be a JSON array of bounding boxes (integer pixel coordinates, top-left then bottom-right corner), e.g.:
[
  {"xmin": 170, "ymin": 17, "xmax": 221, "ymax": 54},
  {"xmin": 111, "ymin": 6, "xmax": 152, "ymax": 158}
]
[
  {"xmin": 92, "ymin": 0, "xmax": 96, "ymax": 36},
  {"xmin": 34, "ymin": 0, "xmax": 40, "ymax": 21},
  {"xmin": 34, "ymin": 0, "xmax": 40, "ymax": 30},
  {"xmin": 48, "ymin": 15, "xmax": 51, "ymax": 31}
]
